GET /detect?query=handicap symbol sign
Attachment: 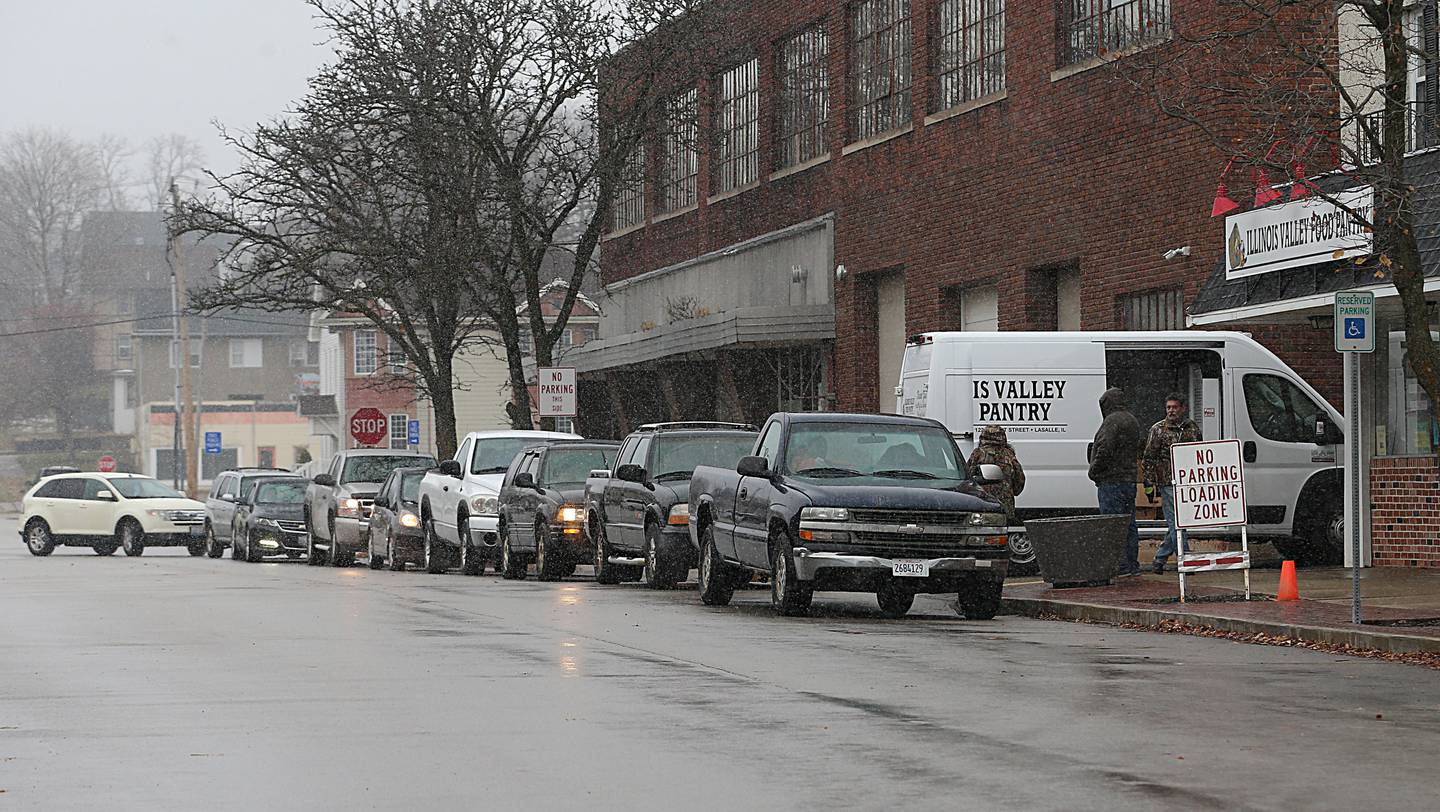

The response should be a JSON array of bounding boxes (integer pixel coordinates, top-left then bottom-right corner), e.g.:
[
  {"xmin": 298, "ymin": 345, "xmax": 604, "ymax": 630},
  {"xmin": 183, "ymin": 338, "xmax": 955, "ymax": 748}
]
[{"xmin": 1344, "ymin": 317, "xmax": 1366, "ymax": 340}]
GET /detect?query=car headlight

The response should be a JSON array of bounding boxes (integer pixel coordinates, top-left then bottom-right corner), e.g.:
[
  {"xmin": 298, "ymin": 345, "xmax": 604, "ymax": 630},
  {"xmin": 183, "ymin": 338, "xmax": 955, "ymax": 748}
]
[
  {"xmin": 399, "ymin": 512, "xmax": 421, "ymax": 528},
  {"xmin": 145, "ymin": 509, "xmax": 181, "ymax": 521},
  {"xmin": 556, "ymin": 504, "xmax": 582, "ymax": 523},
  {"xmin": 338, "ymin": 498, "xmax": 363, "ymax": 518},
  {"xmin": 255, "ymin": 517, "xmax": 281, "ymax": 529},
  {"xmin": 968, "ymin": 512, "xmax": 1008, "ymax": 527},
  {"xmin": 800, "ymin": 506, "xmax": 849, "ymax": 521},
  {"xmin": 471, "ymin": 495, "xmax": 498, "ymax": 515},
  {"xmin": 667, "ymin": 503, "xmax": 689, "ymax": 525}
]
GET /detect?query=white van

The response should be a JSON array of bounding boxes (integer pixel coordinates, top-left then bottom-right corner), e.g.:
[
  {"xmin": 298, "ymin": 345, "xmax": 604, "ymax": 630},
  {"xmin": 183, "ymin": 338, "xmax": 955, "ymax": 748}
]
[{"xmin": 897, "ymin": 331, "xmax": 1345, "ymax": 564}]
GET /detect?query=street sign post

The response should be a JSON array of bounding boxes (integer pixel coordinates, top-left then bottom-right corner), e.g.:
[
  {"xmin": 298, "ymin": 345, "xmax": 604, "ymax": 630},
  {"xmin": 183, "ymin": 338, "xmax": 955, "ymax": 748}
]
[
  {"xmin": 407, "ymin": 419, "xmax": 421, "ymax": 447},
  {"xmin": 537, "ymin": 367, "xmax": 577, "ymax": 418},
  {"xmin": 1169, "ymin": 438, "xmax": 1251, "ymax": 602},
  {"xmin": 1335, "ymin": 290, "xmax": 1373, "ymax": 624},
  {"xmin": 97, "ymin": 455, "xmax": 117, "ymax": 473},
  {"xmin": 350, "ymin": 408, "xmax": 388, "ymax": 446},
  {"xmin": 204, "ymin": 431, "xmax": 222, "ymax": 455}
]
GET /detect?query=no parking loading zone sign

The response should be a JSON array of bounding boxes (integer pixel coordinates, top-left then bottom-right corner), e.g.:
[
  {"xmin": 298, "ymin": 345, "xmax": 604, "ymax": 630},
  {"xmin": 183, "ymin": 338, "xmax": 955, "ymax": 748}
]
[{"xmin": 1170, "ymin": 439, "xmax": 1252, "ymax": 599}]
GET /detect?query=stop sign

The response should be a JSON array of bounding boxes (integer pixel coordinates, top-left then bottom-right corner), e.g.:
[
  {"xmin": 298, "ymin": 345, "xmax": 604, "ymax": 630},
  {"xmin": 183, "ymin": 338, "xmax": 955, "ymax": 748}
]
[
  {"xmin": 350, "ymin": 407, "xmax": 388, "ymax": 446},
  {"xmin": 97, "ymin": 455, "xmax": 117, "ymax": 473}
]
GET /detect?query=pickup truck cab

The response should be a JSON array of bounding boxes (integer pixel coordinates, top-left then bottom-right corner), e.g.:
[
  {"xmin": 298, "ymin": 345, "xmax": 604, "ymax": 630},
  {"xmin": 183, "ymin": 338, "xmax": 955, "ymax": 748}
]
[
  {"xmin": 584, "ymin": 422, "xmax": 757, "ymax": 588},
  {"xmin": 417, "ymin": 429, "xmax": 579, "ymax": 574},
  {"xmin": 689, "ymin": 412, "xmax": 1011, "ymax": 618},
  {"xmin": 305, "ymin": 449, "xmax": 436, "ymax": 567},
  {"xmin": 498, "ymin": 440, "xmax": 619, "ymax": 581}
]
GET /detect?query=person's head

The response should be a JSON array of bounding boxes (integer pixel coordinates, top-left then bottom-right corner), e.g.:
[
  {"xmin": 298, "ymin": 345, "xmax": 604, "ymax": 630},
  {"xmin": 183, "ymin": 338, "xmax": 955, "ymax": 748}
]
[
  {"xmin": 1165, "ymin": 393, "xmax": 1187, "ymax": 421},
  {"xmin": 1098, "ymin": 387, "xmax": 1128, "ymax": 416},
  {"xmin": 979, "ymin": 424, "xmax": 1009, "ymax": 448}
]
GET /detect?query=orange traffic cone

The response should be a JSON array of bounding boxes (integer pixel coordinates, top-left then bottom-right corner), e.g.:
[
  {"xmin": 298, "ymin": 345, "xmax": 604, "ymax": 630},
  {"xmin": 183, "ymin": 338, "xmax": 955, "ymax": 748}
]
[{"xmin": 1276, "ymin": 560, "xmax": 1300, "ymax": 602}]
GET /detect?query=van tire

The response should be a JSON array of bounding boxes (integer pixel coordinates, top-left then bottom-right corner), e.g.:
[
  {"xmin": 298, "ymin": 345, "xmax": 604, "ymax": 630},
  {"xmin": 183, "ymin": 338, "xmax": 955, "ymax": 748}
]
[
  {"xmin": 697, "ymin": 524, "xmax": 735, "ymax": 607},
  {"xmin": 25, "ymin": 520, "xmax": 55, "ymax": 556}
]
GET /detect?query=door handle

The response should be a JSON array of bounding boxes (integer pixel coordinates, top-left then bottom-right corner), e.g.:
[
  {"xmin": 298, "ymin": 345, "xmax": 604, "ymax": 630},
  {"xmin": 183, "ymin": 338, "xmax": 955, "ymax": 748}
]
[
  {"xmin": 1243, "ymin": 441, "xmax": 1257, "ymax": 463},
  {"xmin": 738, "ymin": 487, "xmax": 748, "ymax": 499}
]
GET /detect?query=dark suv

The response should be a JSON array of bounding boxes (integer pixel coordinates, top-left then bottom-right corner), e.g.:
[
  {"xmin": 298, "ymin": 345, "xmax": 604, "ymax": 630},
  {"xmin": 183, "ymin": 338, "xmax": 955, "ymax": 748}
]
[
  {"xmin": 584, "ymin": 423, "xmax": 758, "ymax": 588},
  {"xmin": 233, "ymin": 477, "xmax": 310, "ymax": 561},
  {"xmin": 498, "ymin": 441, "xmax": 619, "ymax": 581},
  {"xmin": 203, "ymin": 468, "xmax": 296, "ymax": 558}
]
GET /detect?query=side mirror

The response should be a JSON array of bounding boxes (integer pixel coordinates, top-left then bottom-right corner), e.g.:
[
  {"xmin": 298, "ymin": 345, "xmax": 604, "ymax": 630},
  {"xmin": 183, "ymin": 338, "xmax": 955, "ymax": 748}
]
[
  {"xmin": 372, "ymin": 497, "xmax": 388, "ymax": 510},
  {"xmin": 975, "ymin": 463, "xmax": 1005, "ymax": 485},
  {"xmin": 313, "ymin": 474, "xmax": 336, "ymax": 487},
  {"xmin": 736, "ymin": 456, "xmax": 771, "ymax": 478},
  {"xmin": 513, "ymin": 472, "xmax": 536, "ymax": 490},
  {"xmin": 588, "ymin": 469, "xmax": 611, "ymax": 480},
  {"xmin": 438, "ymin": 459, "xmax": 463, "ymax": 478},
  {"xmin": 97, "ymin": 490, "xmax": 117, "ymax": 501},
  {"xmin": 1314, "ymin": 417, "xmax": 1344, "ymax": 446},
  {"xmin": 615, "ymin": 464, "xmax": 646, "ymax": 484},
  {"xmin": 220, "ymin": 493, "xmax": 236, "ymax": 502}
]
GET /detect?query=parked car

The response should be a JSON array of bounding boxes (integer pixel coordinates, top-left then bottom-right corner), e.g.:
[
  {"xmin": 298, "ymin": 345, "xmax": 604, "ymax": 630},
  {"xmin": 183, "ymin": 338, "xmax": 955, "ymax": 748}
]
[
  {"xmin": 202, "ymin": 468, "xmax": 295, "ymax": 558},
  {"xmin": 366, "ymin": 467, "xmax": 428, "ymax": 571},
  {"xmin": 417, "ymin": 430, "xmax": 580, "ymax": 575},
  {"xmin": 584, "ymin": 423, "xmax": 757, "ymax": 588},
  {"xmin": 305, "ymin": 449, "xmax": 436, "ymax": 567},
  {"xmin": 688, "ymin": 412, "xmax": 1012, "ymax": 618},
  {"xmin": 233, "ymin": 477, "xmax": 310, "ymax": 562},
  {"xmin": 498, "ymin": 440, "xmax": 619, "ymax": 581},
  {"xmin": 19, "ymin": 473, "xmax": 208, "ymax": 557}
]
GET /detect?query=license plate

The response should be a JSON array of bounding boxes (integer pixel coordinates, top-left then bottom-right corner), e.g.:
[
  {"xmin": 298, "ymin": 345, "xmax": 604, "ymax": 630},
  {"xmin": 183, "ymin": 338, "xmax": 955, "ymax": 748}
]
[
  {"xmin": 892, "ymin": 560, "xmax": 930, "ymax": 577},
  {"xmin": 188, "ymin": 525, "xmax": 206, "ymax": 537}
]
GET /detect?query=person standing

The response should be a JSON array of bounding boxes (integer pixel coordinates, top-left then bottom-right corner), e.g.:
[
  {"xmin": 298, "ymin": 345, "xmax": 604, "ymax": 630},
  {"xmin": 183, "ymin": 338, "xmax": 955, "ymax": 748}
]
[
  {"xmin": 1089, "ymin": 388, "xmax": 1144, "ymax": 576},
  {"xmin": 1143, "ymin": 392, "xmax": 1202, "ymax": 573},
  {"xmin": 967, "ymin": 425, "xmax": 1025, "ymax": 524}
]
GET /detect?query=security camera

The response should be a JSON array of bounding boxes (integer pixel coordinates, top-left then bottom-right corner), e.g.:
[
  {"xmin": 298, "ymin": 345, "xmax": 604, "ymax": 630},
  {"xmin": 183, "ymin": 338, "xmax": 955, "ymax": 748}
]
[
  {"xmin": 835, "ymin": 264, "xmax": 848, "ymax": 281},
  {"xmin": 1163, "ymin": 246, "xmax": 1192, "ymax": 260}
]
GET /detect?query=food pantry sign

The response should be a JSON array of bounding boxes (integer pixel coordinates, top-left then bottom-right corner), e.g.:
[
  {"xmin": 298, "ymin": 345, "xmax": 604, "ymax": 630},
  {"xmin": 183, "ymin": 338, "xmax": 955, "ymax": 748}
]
[
  {"xmin": 537, "ymin": 367, "xmax": 576, "ymax": 418},
  {"xmin": 1169, "ymin": 439, "xmax": 1252, "ymax": 600}
]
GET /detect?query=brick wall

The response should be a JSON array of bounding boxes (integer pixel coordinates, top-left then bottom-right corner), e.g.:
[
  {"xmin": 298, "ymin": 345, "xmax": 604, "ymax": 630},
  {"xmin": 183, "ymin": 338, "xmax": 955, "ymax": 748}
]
[{"xmin": 1371, "ymin": 456, "xmax": 1440, "ymax": 568}]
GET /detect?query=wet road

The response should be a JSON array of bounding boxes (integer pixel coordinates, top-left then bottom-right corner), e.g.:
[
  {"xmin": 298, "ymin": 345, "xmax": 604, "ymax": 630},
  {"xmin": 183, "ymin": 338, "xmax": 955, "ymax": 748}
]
[{"xmin": 1, "ymin": 516, "xmax": 1436, "ymax": 811}]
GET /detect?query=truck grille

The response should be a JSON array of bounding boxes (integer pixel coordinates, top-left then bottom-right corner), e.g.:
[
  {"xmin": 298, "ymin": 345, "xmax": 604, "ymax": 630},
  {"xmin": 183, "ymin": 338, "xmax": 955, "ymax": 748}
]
[
  {"xmin": 276, "ymin": 519, "xmax": 307, "ymax": 534},
  {"xmin": 359, "ymin": 499, "xmax": 374, "ymax": 520},
  {"xmin": 849, "ymin": 509, "xmax": 973, "ymax": 527},
  {"xmin": 847, "ymin": 534, "xmax": 992, "ymax": 559}
]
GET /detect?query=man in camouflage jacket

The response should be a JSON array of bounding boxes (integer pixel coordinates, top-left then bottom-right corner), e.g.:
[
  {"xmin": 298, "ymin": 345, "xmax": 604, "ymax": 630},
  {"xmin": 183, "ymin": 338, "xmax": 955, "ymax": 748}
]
[
  {"xmin": 967, "ymin": 424, "xmax": 1025, "ymax": 523},
  {"xmin": 1143, "ymin": 393, "xmax": 1202, "ymax": 573}
]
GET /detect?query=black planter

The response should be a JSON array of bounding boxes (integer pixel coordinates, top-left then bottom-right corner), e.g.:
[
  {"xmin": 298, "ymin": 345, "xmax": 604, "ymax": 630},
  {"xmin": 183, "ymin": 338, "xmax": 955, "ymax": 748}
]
[{"xmin": 1023, "ymin": 515, "xmax": 1131, "ymax": 588}]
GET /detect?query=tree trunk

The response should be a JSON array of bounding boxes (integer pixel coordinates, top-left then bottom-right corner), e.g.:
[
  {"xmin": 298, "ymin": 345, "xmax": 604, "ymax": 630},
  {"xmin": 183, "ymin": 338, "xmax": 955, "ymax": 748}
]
[{"xmin": 429, "ymin": 352, "xmax": 459, "ymax": 460}]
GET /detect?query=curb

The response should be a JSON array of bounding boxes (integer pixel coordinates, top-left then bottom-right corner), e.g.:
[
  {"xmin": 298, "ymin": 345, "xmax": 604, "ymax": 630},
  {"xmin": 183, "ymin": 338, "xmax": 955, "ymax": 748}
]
[{"xmin": 1001, "ymin": 596, "xmax": 1440, "ymax": 655}]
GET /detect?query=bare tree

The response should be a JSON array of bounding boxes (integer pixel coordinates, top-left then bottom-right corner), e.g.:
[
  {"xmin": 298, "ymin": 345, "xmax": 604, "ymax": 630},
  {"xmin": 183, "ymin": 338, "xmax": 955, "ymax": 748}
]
[
  {"xmin": 95, "ymin": 134, "xmax": 133, "ymax": 210},
  {"xmin": 0, "ymin": 128, "xmax": 107, "ymax": 305},
  {"xmin": 145, "ymin": 134, "xmax": 206, "ymax": 209},
  {"xmin": 1125, "ymin": 1, "xmax": 1440, "ymax": 421}
]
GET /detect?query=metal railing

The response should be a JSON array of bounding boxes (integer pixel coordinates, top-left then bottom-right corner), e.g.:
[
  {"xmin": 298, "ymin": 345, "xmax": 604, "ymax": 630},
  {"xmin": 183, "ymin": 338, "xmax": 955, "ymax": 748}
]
[{"xmin": 1354, "ymin": 102, "xmax": 1440, "ymax": 165}]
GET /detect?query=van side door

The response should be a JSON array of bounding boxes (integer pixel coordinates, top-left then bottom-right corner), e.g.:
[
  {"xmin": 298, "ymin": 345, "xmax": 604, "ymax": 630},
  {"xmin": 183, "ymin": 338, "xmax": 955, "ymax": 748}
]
[{"xmin": 1234, "ymin": 370, "xmax": 1336, "ymax": 531}]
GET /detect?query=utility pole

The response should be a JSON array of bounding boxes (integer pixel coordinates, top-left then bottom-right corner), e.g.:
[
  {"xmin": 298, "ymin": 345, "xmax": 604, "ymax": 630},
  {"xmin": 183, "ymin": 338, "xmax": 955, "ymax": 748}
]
[{"xmin": 170, "ymin": 182, "xmax": 199, "ymax": 498}]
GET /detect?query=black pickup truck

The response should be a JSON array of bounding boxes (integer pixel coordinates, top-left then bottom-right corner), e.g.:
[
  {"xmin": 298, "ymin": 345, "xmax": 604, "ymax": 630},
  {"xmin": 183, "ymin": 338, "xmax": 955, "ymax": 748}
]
[{"xmin": 688, "ymin": 412, "xmax": 1011, "ymax": 618}]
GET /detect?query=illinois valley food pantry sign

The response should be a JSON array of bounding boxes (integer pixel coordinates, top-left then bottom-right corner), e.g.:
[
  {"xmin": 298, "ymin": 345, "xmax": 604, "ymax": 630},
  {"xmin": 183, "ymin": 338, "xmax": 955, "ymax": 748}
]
[{"xmin": 1226, "ymin": 186, "xmax": 1374, "ymax": 280}]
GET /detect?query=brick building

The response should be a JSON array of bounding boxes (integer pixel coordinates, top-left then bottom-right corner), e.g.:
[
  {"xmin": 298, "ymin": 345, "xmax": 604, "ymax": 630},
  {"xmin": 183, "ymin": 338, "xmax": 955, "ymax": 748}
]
[{"xmin": 573, "ymin": 0, "xmax": 1339, "ymax": 432}]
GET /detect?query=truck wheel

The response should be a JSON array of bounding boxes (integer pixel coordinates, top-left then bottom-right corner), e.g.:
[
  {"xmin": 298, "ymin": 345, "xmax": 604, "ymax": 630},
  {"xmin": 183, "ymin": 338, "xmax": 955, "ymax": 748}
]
[
  {"xmin": 956, "ymin": 578, "xmax": 1003, "ymax": 620},
  {"xmin": 458, "ymin": 516, "xmax": 483, "ymax": 576},
  {"xmin": 385, "ymin": 529, "xmax": 406, "ymax": 572},
  {"xmin": 501, "ymin": 534, "xmax": 526, "ymax": 579},
  {"xmin": 697, "ymin": 524, "xmax": 735, "ymax": 607},
  {"xmin": 769, "ymin": 530, "xmax": 813, "ymax": 616},
  {"xmin": 642, "ymin": 523, "xmax": 679, "ymax": 589},
  {"xmin": 876, "ymin": 582, "xmax": 916, "ymax": 618},
  {"xmin": 246, "ymin": 532, "xmax": 265, "ymax": 563},
  {"xmin": 24, "ymin": 519, "xmax": 56, "ymax": 556},
  {"xmin": 536, "ymin": 524, "xmax": 564, "ymax": 581},
  {"xmin": 204, "ymin": 524, "xmax": 225, "ymax": 558},
  {"xmin": 187, "ymin": 541, "xmax": 205, "ymax": 556},
  {"xmin": 592, "ymin": 518, "xmax": 621, "ymax": 585},
  {"xmin": 119, "ymin": 520, "xmax": 146, "ymax": 556},
  {"xmin": 424, "ymin": 526, "xmax": 448, "ymax": 574},
  {"xmin": 1306, "ymin": 503, "xmax": 1346, "ymax": 565}
]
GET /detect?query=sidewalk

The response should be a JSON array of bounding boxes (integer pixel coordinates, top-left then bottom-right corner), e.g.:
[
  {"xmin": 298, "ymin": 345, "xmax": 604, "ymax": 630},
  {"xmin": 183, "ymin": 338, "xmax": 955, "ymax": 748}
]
[{"xmin": 1002, "ymin": 566, "xmax": 1440, "ymax": 656}]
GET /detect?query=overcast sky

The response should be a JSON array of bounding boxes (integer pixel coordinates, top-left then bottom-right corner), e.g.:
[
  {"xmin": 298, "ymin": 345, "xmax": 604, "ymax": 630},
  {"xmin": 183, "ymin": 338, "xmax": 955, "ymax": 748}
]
[{"xmin": 0, "ymin": 0, "xmax": 332, "ymax": 182}]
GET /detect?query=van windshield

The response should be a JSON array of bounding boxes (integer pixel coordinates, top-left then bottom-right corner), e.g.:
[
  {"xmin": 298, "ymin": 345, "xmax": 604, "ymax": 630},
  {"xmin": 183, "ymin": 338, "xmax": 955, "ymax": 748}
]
[{"xmin": 785, "ymin": 423, "xmax": 965, "ymax": 482}]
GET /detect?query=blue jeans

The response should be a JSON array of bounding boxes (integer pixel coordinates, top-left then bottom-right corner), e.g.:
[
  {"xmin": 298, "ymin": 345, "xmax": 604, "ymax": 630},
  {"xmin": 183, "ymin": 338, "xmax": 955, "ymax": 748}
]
[
  {"xmin": 1097, "ymin": 482, "xmax": 1140, "ymax": 574},
  {"xmin": 1155, "ymin": 485, "xmax": 1183, "ymax": 564}
]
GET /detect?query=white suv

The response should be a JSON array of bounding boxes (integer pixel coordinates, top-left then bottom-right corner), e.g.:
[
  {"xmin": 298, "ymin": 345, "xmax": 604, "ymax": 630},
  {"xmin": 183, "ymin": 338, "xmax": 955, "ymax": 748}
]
[{"xmin": 19, "ymin": 473, "xmax": 208, "ymax": 557}]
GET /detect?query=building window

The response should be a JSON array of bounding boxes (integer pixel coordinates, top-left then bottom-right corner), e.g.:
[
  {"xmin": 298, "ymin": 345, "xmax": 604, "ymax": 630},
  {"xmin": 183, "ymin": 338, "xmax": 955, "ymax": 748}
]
[
  {"xmin": 554, "ymin": 416, "xmax": 575, "ymax": 434},
  {"xmin": 169, "ymin": 338, "xmax": 202, "ymax": 368},
  {"xmin": 290, "ymin": 340, "xmax": 319, "ymax": 367},
  {"xmin": 1118, "ymin": 287, "xmax": 1184, "ymax": 331},
  {"xmin": 934, "ymin": 0, "xmax": 1005, "ymax": 110},
  {"xmin": 389, "ymin": 413, "xmax": 410, "ymax": 449},
  {"xmin": 388, "ymin": 347, "xmax": 407, "ymax": 374},
  {"xmin": 229, "ymin": 338, "xmax": 263, "ymax": 368},
  {"xmin": 959, "ymin": 285, "xmax": 999, "ymax": 331},
  {"xmin": 115, "ymin": 334, "xmax": 133, "ymax": 364},
  {"xmin": 354, "ymin": 329, "xmax": 378, "ymax": 375},
  {"xmin": 1060, "ymin": 0, "xmax": 1171, "ymax": 67},
  {"xmin": 713, "ymin": 59, "xmax": 760, "ymax": 194},
  {"xmin": 611, "ymin": 145, "xmax": 645, "ymax": 232},
  {"xmin": 849, "ymin": 0, "xmax": 913, "ymax": 140},
  {"xmin": 778, "ymin": 25, "xmax": 830, "ymax": 168},
  {"xmin": 658, "ymin": 89, "xmax": 698, "ymax": 213}
]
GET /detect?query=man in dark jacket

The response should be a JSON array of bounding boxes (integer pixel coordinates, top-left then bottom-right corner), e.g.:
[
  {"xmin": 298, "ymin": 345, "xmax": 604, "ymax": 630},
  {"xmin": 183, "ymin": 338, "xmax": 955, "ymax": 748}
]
[{"xmin": 1089, "ymin": 388, "xmax": 1144, "ymax": 576}]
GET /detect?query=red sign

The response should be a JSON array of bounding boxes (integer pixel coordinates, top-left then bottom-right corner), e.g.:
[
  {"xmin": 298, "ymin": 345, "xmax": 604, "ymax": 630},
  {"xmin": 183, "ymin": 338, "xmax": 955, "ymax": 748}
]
[
  {"xmin": 350, "ymin": 407, "xmax": 388, "ymax": 446},
  {"xmin": 97, "ymin": 455, "xmax": 117, "ymax": 473}
]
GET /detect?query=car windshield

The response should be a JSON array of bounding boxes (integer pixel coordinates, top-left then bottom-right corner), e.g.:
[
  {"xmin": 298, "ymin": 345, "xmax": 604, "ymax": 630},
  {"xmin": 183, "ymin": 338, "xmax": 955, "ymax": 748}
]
[
  {"xmin": 471, "ymin": 438, "xmax": 536, "ymax": 475},
  {"xmin": 254, "ymin": 481, "xmax": 306, "ymax": 504},
  {"xmin": 651, "ymin": 434, "xmax": 758, "ymax": 480},
  {"xmin": 541, "ymin": 448, "xmax": 614, "ymax": 486},
  {"xmin": 784, "ymin": 423, "xmax": 965, "ymax": 481},
  {"xmin": 341, "ymin": 455, "xmax": 436, "ymax": 484},
  {"xmin": 399, "ymin": 471, "xmax": 424, "ymax": 502},
  {"xmin": 109, "ymin": 478, "xmax": 185, "ymax": 499}
]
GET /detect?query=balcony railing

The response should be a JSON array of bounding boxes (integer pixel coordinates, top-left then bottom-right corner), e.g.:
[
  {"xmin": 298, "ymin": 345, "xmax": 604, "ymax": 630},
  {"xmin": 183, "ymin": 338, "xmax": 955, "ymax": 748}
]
[{"xmin": 1354, "ymin": 101, "xmax": 1440, "ymax": 165}]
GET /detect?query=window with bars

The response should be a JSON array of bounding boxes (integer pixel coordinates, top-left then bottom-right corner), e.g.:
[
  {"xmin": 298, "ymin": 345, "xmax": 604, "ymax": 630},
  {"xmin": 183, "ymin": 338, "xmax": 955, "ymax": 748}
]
[
  {"xmin": 658, "ymin": 89, "xmax": 699, "ymax": 213},
  {"xmin": 778, "ymin": 25, "xmax": 830, "ymax": 168},
  {"xmin": 934, "ymin": 0, "xmax": 1005, "ymax": 110},
  {"xmin": 1118, "ymin": 288, "xmax": 1184, "ymax": 331},
  {"xmin": 713, "ymin": 59, "xmax": 761, "ymax": 193},
  {"xmin": 389, "ymin": 414, "xmax": 410, "ymax": 450},
  {"xmin": 850, "ymin": 0, "xmax": 913, "ymax": 140},
  {"xmin": 1060, "ymin": 0, "xmax": 1170, "ymax": 67},
  {"xmin": 354, "ymin": 329, "xmax": 378, "ymax": 375},
  {"xmin": 611, "ymin": 145, "xmax": 646, "ymax": 231}
]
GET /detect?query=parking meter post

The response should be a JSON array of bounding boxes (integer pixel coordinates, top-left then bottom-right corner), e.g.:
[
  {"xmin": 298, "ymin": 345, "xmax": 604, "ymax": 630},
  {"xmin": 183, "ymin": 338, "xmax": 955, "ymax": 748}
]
[
  {"xmin": 1241, "ymin": 525, "xmax": 1251, "ymax": 601},
  {"xmin": 1177, "ymin": 529, "xmax": 1187, "ymax": 603}
]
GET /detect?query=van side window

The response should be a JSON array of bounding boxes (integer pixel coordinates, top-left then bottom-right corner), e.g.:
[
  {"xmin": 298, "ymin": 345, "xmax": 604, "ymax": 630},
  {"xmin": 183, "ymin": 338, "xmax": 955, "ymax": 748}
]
[
  {"xmin": 755, "ymin": 423, "xmax": 782, "ymax": 467},
  {"xmin": 34, "ymin": 480, "xmax": 65, "ymax": 499},
  {"xmin": 454, "ymin": 438, "xmax": 473, "ymax": 466},
  {"xmin": 1243, "ymin": 374, "xmax": 1323, "ymax": 443},
  {"xmin": 82, "ymin": 479, "xmax": 113, "ymax": 501}
]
